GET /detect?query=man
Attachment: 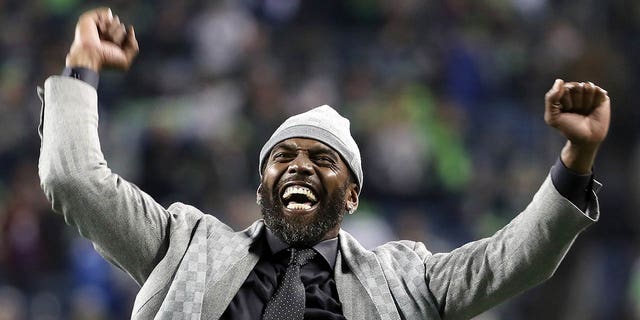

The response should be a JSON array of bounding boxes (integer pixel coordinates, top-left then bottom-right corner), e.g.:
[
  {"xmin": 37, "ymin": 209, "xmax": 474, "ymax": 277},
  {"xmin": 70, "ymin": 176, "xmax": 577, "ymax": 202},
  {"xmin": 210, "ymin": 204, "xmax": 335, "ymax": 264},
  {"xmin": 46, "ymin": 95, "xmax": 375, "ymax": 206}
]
[{"xmin": 38, "ymin": 8, "xmax": 609, "ymax": 320}]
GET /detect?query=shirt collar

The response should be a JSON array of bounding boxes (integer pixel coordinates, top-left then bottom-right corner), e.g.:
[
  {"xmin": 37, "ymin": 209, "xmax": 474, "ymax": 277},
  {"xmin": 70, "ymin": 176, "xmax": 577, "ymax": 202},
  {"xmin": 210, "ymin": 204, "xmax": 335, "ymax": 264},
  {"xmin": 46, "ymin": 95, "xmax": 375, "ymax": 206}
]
[{"xmin": 264, "ymin": 227, "xmax": 338, "ymax": 270}]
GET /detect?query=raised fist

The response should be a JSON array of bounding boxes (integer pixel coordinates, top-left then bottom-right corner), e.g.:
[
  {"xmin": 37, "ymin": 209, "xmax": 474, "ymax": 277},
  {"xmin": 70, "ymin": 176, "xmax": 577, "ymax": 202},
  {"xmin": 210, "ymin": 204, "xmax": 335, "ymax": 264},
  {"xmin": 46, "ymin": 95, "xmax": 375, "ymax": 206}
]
[
  {"xmin": 544, "ymin": 79, "xmax": 611, "ymax": 173},
  {"xmin": 66, "ymin": 8, "xmax": 139, "ymax": 72}
]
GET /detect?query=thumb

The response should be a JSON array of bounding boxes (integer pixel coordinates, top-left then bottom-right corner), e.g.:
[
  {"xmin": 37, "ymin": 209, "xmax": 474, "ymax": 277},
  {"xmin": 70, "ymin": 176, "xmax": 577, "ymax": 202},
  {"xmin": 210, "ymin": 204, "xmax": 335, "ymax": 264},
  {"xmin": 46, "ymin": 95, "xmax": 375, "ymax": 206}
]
[
  {"xmin": 544, "ymin": 78, "xmax": 566, "ymax": 125},
  {"xmin": 545, "ymin": 79, "xmax": 565, "ymax": 106}
]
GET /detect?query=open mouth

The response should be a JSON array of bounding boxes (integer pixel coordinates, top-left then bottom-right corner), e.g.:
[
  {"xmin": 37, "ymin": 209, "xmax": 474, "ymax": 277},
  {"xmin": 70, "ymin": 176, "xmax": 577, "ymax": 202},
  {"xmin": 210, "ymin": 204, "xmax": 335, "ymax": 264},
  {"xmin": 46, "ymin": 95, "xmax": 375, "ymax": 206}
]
[{"xmin": 281, "ymin": 185, "xmax": 319, "ymax": 211}]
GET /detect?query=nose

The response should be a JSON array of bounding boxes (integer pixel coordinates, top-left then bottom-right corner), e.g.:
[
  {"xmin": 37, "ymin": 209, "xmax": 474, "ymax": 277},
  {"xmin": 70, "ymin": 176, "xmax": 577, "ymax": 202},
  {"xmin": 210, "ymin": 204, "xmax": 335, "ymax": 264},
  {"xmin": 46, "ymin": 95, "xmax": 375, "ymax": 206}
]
[{"xmin": 287, "ymin": 153, "xmax": 313, "ymax": 176}]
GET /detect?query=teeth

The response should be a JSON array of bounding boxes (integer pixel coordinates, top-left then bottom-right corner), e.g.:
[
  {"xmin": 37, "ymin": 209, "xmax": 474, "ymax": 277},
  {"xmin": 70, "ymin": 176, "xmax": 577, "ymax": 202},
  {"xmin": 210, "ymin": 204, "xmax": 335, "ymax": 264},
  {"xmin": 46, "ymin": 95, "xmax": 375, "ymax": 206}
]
[
  {"xmin": 286, "ymin": 202, "xmax": 312, "ymax": 210},
  {"xmin": 282, "ymin": 186, "xmax": 317, "ymax": 202}
]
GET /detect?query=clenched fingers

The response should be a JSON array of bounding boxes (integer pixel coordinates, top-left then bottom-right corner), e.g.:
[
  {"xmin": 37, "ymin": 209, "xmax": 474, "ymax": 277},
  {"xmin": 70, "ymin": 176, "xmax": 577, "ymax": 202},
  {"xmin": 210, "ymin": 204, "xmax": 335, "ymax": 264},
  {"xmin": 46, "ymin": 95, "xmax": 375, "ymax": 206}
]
[
  {"xmin": 560, "ymin": 82, "xmax": 574, "ymax": 112},
  {"xmin": 122, "ymin": 25, "xmax": 139, "ymax": 68},
  {"xmin": 569, "ymin": 82, "xmax": 584, "ymax": 113},
  {"xmin": 582, "ymin": 82, "xmax": 596, "ymax": 113}
]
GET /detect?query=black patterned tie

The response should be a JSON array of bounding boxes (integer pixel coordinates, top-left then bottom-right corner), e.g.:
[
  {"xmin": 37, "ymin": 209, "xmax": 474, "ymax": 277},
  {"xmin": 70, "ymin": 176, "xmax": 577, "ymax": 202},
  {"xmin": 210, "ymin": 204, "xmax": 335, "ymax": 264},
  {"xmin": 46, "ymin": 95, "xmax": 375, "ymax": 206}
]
[{"xmin": 262, "ymin": 248, "xmax": 317, "ymax": 320}]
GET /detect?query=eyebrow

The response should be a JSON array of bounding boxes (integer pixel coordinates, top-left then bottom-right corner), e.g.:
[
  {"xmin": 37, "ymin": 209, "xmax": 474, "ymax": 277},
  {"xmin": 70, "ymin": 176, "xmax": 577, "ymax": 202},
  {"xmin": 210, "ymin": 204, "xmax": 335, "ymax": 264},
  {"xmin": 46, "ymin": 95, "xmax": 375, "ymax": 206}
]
[
  {"xmin": 272, "ymin": 142, "xmax": 339, "ymax": 158},
  {"xmin": 310, "ymin": 145, "xmax": 339, "ymax": 158},
  {"xmin": 272, "ymin": 141, "xmax": 296, "ymax": 151}
]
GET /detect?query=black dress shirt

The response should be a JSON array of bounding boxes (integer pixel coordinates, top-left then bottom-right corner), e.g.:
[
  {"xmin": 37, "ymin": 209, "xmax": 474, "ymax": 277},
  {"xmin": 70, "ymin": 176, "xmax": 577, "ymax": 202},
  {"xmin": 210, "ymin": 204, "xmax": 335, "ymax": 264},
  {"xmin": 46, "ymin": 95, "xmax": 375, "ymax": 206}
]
[
  {"xmin": 550, "ymin": 157, "xmax": 593, "ymax": 211},
  {"xmin": 221, "ymin": 229, "xmax": 345, "ymax": 319},
  {"xmin": 61, "ymin": 67, "xmax": 99, "ymax": 89}
]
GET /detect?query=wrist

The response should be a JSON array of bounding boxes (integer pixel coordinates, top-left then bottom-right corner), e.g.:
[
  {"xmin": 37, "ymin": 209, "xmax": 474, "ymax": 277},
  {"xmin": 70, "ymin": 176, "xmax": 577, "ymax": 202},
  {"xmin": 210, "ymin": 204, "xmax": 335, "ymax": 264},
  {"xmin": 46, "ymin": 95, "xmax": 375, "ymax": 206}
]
[
  {"xmin": 560, "ymin": 140, "xmax": 599, "ymax": 174},
  {"xmin": 65, "ymin": 47, "xmax": 101, "ymax": 72}
]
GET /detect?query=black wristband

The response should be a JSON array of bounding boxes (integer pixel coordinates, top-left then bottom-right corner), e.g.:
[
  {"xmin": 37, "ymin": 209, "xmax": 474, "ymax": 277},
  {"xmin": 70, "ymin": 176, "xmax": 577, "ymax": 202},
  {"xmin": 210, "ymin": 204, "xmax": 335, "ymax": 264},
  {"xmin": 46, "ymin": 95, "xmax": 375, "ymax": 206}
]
[{"xmin": 61, "ymin": 67, "xmax": 99, "ymax": 89}]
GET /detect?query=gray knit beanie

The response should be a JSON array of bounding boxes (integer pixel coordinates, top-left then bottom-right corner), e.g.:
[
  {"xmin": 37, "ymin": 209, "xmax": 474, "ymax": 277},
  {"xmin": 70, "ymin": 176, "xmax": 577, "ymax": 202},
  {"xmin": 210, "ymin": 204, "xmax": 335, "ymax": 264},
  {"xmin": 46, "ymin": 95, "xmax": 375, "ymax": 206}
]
[{"xmin": 259, "ymin": 105, "xmax": 363, "ymax": 192}]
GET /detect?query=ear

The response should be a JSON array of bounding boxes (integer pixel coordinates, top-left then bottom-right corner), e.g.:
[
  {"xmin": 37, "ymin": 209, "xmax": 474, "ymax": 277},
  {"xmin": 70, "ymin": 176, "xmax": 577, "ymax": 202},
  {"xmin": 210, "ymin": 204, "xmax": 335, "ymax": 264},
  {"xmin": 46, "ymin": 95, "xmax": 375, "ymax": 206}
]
[
  {"xmin": 256, "ymin": 184, "xmax": 263, "ymax": 206},
  {"xmin": 344, "ymin": 182, "xmax": 359, "ymax": 214}
]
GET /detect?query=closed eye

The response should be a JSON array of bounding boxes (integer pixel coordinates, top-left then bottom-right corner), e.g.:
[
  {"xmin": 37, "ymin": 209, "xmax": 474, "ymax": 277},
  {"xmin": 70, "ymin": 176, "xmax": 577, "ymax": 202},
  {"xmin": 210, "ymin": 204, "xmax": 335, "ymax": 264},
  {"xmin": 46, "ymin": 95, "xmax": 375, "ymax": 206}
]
[
  {"xmin": 313, "ymin": 155, "xmax": 336, "ymax": 165},
  {"xmin": 273, "ymin": 152, "xmax": 294, "ymax": 161}
]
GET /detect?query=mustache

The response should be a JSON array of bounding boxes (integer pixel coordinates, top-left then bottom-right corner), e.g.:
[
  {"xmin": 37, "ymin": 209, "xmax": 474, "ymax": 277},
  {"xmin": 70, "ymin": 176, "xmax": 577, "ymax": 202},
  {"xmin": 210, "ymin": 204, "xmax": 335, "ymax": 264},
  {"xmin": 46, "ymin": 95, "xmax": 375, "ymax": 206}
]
[{"xmin": 274, "ymin": 175, "xmax": 320, "ymax": 193}]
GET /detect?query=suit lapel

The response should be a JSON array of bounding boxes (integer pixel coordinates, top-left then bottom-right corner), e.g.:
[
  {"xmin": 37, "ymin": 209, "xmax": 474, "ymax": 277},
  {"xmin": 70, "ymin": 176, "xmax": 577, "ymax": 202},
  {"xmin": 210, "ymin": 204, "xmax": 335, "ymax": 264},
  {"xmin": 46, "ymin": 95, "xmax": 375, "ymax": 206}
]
[
  {"xmin": 201, "ymin": 220, "xmax": 264, "ymax": 318},
  {"xmin": 132, "ymin": 205, "xmax": 203, "ymax": 318},
  {"xmin": 335, "ymin": 253, "xmax": 381, "ymax": 320},
  {"xmin": 336, "ymin": 230, "xmax": 400, "ymax": 320}
]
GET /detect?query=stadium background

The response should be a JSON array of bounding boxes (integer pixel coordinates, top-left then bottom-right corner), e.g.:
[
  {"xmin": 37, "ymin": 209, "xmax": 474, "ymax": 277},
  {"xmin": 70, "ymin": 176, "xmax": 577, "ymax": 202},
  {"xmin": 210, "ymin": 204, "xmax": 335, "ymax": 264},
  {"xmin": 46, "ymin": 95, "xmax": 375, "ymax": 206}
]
[{"xmin": 0, "ymin": 0, "xmax": 638, "ymax": 319}]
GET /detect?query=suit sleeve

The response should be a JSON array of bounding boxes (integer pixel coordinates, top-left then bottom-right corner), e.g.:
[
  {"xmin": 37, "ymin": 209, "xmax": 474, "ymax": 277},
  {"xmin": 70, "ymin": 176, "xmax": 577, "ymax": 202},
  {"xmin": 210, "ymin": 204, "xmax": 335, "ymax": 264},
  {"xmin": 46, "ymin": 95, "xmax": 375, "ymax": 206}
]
[
  {"xmin": 422, "ymin": 174, "xmax": 600, "ymax": 319},
  {"xmin": 38, "ymin": 76, "xmax": 171, "ymax": 285}
]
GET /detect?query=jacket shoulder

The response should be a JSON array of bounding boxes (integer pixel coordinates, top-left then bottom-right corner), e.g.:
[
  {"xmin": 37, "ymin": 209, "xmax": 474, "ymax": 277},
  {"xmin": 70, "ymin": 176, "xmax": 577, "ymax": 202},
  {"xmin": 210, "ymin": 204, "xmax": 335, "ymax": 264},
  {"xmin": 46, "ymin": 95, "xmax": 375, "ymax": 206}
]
[
  {"xmin": 166, "ymin": 202, "xmax": 263, "ymax": 240},
  {"xmin": 373, "ymin": 240, "xmax": 432, "ymax": 262},
  {"xmin": 373, "ymin": 241, "xmax": 441, "ymax": 317}
]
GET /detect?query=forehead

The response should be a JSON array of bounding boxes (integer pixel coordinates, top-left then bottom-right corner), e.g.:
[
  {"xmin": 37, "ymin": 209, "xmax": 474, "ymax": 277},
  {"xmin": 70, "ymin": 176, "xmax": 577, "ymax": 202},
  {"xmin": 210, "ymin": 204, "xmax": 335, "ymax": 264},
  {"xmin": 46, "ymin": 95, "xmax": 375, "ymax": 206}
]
[{"xmin": 271, "ymin": 138, "xmax": 339, "ymax": 155}]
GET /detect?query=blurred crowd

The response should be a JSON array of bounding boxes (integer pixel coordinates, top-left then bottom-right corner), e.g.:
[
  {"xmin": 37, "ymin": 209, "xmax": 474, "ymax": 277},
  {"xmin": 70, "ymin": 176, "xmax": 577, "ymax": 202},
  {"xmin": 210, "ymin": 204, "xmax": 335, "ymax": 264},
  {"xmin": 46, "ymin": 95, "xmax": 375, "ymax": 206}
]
[{"xmin": 0, "ymin": 0, "xmax": 639, "ymax": 319}]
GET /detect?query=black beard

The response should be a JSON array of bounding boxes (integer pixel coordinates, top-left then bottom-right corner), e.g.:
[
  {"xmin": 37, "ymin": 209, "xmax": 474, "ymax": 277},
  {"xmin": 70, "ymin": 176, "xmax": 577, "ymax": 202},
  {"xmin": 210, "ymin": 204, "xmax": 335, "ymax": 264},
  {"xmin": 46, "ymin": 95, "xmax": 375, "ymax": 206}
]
[{"xmin": 259, "ymin": 183, "xmax": 346, "ymax": 247}]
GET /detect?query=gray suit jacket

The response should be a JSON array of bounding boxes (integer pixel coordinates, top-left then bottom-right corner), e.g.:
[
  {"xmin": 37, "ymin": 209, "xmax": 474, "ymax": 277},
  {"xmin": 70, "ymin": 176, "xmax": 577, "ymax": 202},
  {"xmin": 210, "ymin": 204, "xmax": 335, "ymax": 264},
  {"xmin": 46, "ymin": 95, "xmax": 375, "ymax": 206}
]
[{"xmin": 38, "ymin": 77, "xmax": 601, "ymax": 319}]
